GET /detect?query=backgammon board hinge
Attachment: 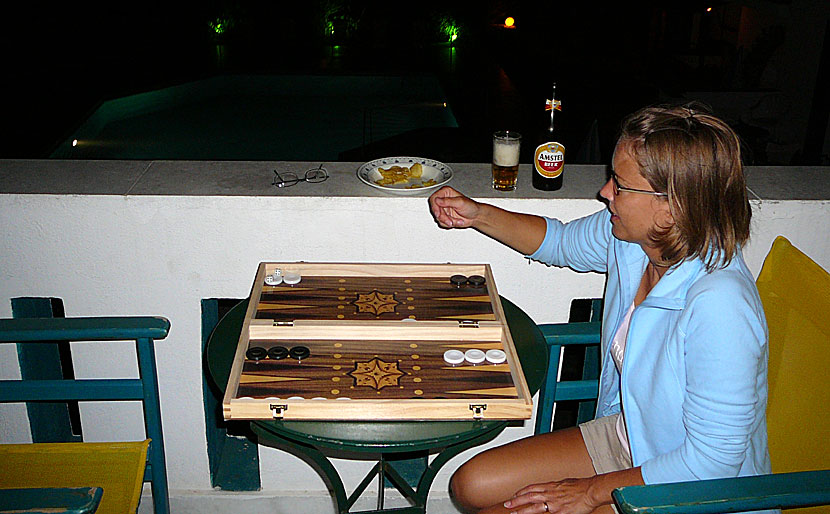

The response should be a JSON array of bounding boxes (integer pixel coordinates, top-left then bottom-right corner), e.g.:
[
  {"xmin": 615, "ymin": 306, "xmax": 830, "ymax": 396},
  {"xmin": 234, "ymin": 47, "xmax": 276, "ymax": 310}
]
[
  {"xmin": 272, "ymin": 321, "xmax": 294, "ymax": 327},
  {"xmin": 469, "ymin": 404, "xmax": 487, "ymax": 419},
  {"xmin": 458, "ymin": 320, "xmax": 480, "ymax": 328},
  {"xmin": 269, "ymin": 404, "xmax": 288, "ymax": 419}
]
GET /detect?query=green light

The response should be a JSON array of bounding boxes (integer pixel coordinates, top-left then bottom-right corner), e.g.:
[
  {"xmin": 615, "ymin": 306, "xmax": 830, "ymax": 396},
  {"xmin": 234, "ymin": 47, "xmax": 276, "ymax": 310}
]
[
  {"xmin": 439, "ymin": 16, "xmax": 459, "ymax": 43},
  {"xmin": 209, "ymin": 17, "xmax": 231, "ymax": 36},
  {"xmin": 323, "ymin": 5, "xmax": 358, "ymax": 39}
]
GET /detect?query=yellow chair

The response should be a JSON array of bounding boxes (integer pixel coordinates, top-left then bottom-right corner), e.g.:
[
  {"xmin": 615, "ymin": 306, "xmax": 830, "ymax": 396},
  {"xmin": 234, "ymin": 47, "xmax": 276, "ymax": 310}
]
[
  {"xmin": 0, "ymin": 441, "xmax": 148, "ymax": 514},
  {"xmin": 613, "ymin": 236, "xmax": 830, "ymax": 514},
  {"xmin": 761, "ymin": 238, "xmax": 830, "ymax": 486}
]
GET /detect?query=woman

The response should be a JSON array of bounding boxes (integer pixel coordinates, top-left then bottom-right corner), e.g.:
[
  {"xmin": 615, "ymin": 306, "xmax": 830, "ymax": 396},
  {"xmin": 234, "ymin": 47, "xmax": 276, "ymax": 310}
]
[{"xmin": 428, "ymin": 104, "xmax": 770, "ymax": 514}]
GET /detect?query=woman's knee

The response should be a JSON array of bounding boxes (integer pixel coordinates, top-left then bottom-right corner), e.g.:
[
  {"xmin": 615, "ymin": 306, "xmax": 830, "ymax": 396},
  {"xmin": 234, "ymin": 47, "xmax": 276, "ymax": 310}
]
[
  {"xmin": 450, "ymin": 455, "xmax": 499, "ymax": 510},
  {"xmin": 450, "ymin": 428, "xmax": 594, "ymax": 511}
]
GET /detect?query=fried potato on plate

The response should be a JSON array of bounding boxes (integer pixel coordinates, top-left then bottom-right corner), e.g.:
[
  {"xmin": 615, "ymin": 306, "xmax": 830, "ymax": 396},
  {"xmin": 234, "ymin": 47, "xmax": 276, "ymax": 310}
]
[
  {"xmin": 375, "ymin": 163, "xmax": 426, "ymax": 186},
  {"xmin": 405, "ymin": 178, "xmax": 437, "ymax": 189}
]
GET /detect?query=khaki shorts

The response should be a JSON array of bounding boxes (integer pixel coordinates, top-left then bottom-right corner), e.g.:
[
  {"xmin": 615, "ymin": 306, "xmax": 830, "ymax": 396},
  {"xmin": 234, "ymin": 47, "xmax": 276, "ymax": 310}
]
[{"xmin": 579, "ymin": 414, "xmax": 633, "ymax": 475}]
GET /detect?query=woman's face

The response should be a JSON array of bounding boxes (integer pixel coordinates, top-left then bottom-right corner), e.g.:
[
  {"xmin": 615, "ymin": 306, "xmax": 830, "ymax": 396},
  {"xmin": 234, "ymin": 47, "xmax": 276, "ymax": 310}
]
[{"xmin": 599, "ymin": 143, "xmax": 673, "ymax": 251}]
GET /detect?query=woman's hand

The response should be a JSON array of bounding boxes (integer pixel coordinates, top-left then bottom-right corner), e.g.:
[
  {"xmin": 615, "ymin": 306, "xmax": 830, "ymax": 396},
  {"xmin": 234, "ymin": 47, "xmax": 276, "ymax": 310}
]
[
  {"xmin": 427, "ymin": 185, "xmax": 546, "ymax": 254},
  {"xmin": 503, "ymin": 477, "xmax": 600, "ymax": 514},
  {"xmin": 428, "ymin": 186, "xmax": 482, "ymax": 229}
]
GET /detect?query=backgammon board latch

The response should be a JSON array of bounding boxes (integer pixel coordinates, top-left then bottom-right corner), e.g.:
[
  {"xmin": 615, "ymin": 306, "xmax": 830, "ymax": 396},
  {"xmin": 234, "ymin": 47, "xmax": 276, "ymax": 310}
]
[
  {"xmin": 469, "ymin": 404, "xmax": 487, "ymax": 419},
  {"xmin": 458, "ymin": 320, "xmax": 480, "ymax": 328},
  {"xmin": 269, "ymin": 404, "xmax": 288, "ymax": 419},
  {"xmin": 272, "ymin": 321, "xmax": 294, "ymax": 327}
]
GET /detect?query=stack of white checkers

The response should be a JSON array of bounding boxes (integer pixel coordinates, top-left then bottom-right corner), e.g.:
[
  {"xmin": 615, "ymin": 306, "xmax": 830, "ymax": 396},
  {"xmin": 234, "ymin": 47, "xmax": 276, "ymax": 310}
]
[{"xmin": 443, "ymin": 349, "xmax": 507, "ymax": 366}]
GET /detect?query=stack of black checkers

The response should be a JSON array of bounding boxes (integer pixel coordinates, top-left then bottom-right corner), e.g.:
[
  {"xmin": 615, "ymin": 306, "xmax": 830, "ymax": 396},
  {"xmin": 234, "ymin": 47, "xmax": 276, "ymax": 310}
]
[
  {"xmin": 449, "ymin": 274, "xmax": 487, "ymax": 288},
  {"xmin": 247, "ymin": 345, "xmax": 310, "ymax": 361}
]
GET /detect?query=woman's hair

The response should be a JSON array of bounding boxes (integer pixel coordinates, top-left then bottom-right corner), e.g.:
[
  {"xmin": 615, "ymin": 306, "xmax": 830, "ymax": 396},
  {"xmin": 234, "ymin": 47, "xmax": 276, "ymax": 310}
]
[{"xmin": 619, "ymin": 102, "xmax": 751, "ymax": 270}]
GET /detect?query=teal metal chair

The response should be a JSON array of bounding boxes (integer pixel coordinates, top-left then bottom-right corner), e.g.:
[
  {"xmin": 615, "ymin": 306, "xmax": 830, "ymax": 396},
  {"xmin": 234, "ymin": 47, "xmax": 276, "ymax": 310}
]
[
  {"xmin": 0, "ymin": 313, "xmax": 171, "ymax": 514},
  {"xmin": 612, "ymin": 237, "xmax": 830, "ymax": 514},
  {"xmin": 534, "ymin": 299, "xmax": 602, "ymax": 434}
]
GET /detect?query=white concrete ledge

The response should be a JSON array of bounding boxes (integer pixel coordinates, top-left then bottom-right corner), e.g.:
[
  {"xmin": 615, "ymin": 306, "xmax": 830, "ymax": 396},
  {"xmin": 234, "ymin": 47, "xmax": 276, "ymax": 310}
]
[{"xmin": 2, "ymin": 160, "xmax": 829, "ymax": 200}]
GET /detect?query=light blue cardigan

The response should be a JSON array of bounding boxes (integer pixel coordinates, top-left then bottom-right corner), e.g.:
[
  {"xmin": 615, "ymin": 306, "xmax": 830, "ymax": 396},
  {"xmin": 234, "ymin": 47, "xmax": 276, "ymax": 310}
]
[{"xmin": 528, "ymin": 209, "xmax": 771, "ymax": 485}]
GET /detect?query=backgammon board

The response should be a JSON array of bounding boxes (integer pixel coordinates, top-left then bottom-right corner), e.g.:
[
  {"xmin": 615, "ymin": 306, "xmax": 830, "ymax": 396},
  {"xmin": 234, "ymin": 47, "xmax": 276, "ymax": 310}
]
[{"xmin": 222, "ymin": 263, "xmax": 532, "ymax": 421}]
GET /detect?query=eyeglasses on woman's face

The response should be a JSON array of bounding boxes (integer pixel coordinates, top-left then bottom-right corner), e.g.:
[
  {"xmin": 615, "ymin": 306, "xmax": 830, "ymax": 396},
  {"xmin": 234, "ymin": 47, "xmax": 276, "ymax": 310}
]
[
  {"xmin": 272, "ymin": 164, "xmax": 329, "ymax": 188},
  {"xmin": 610, "ymin": 172, "xmax": 667, "ymax": 197}
]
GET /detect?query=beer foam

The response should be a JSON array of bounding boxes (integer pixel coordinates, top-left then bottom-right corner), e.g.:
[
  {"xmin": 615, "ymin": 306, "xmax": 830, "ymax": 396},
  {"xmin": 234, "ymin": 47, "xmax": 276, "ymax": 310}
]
[{"xmin": 494, "ymin": 142, "xmax": 521, "ymax": 166}]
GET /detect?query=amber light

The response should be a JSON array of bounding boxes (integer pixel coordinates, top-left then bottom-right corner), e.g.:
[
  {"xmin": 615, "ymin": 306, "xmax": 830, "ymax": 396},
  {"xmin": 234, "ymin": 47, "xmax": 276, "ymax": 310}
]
[{"xmin": 504, "ymin": 17, "xmax": 515, "ymax": 27}]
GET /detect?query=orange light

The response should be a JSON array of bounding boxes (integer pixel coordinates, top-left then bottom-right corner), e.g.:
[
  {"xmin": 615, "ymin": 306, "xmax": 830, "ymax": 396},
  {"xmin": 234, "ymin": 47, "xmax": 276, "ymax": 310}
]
[
  {"xmin": 505, "ymin": 17, "xmax": 515, "ymax": 27},
  {"xmin": 706, "ymin": 7, "xmax": 712, "ymax": 12}
]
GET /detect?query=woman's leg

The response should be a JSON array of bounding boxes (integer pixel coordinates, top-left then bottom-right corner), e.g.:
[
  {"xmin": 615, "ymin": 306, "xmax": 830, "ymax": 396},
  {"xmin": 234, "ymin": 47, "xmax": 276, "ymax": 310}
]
[{"xmin": 450, "ymin": 427, "xmax": 597, "ymax": 513}]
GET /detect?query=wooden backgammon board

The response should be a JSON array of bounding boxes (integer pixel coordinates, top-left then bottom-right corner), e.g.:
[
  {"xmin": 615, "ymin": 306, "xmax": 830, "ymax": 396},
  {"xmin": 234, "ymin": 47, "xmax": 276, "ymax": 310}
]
[{"xmin": 222, "ymin": 263, "xmax": 532, "ymax": 421}]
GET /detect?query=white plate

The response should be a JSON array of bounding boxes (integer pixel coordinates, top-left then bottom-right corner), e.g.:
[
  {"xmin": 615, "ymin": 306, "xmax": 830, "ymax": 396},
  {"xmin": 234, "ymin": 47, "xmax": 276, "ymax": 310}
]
[{"xmin": 357, "ymin": 157, "xmax": 453, "ymax": 195}]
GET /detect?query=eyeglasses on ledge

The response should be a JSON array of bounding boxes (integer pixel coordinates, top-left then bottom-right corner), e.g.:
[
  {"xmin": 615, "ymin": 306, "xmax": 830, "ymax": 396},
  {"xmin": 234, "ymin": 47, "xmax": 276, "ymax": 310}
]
[{"xmin": 272, "ymin": 164, "xmax": 329, "ymax": 188}]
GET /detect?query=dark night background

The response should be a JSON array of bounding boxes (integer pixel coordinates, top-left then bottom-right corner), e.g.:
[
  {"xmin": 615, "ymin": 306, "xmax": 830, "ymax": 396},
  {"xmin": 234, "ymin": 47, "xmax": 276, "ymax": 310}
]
[{"xmin": 1, "ymin": 0, "xmax": 828, "ymax": 164}]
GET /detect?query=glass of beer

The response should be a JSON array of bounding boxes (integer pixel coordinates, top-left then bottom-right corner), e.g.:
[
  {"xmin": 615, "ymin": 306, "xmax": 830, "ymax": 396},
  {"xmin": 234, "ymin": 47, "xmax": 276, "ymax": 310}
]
[{"xmin": 492, "ymin": 131, "xmax": 522, "ymax": 191}]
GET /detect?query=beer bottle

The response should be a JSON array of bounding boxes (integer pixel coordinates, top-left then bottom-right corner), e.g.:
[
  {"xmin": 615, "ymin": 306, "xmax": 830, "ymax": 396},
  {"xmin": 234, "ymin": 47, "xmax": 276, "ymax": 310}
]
[{"xmin": 532, "ymin": 83, "xmax": 565, "ymax": 191}]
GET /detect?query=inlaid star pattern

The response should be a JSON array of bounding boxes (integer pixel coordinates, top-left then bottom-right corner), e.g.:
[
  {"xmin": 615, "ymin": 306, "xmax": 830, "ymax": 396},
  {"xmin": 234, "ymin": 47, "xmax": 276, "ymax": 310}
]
[
  {"xmin": 353, "ymin": 289, "xmax": 399, "ymax": 316},
  {"xmin": 348, "ymin": 357, "xmax": 405, "ymax": 390}
]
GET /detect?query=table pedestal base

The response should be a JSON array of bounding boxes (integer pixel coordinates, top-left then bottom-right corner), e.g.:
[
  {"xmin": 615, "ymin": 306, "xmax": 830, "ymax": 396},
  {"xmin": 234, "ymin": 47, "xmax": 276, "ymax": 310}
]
[{"xmin": 252, "ymin": 422, "xmax": 506, "ymax": 513}]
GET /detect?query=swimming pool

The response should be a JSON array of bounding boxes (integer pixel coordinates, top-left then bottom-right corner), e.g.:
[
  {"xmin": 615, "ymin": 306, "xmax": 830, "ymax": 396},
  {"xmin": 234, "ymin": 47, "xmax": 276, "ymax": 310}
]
[{"xmin": 52, "ymin": 74, "xmax": 458, "ymax": 161}]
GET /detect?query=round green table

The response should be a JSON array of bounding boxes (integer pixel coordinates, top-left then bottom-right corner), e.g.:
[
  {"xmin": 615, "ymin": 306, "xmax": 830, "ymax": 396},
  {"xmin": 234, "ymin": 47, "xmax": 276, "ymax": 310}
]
[{"xmin": 206, "ymin": 296, "xmax": 546, "ymax": 513}]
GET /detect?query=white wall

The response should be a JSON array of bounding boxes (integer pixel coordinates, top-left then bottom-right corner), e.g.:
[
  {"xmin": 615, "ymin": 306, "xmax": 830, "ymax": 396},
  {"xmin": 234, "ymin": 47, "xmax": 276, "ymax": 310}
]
[{"xmin": 2, "ymin": 163, "xmax": 829, "ymax": 511}]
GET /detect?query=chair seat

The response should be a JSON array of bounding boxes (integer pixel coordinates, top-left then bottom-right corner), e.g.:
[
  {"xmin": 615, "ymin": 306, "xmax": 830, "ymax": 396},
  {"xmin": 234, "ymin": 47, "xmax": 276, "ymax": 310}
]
[
  {"xmin": 0, "ymin": 441, "xmax": 148, "ymax": 514},
  {"xmin": 0, "ymin": 487, "xmax": 103, "ymax": 514}
]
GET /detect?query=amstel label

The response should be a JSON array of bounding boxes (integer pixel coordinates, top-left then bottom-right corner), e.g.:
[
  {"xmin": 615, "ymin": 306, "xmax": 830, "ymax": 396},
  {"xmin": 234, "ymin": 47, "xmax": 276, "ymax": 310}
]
[{"xmin": 534, "ymin": 142, "xmax": 565, "ymax": 178}]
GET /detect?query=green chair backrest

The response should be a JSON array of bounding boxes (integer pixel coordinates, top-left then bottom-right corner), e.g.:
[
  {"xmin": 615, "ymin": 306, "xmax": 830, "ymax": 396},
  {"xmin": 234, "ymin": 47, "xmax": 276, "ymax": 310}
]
[{"xmin": 535, "ymin": 299, "xmax": 602, "ymax": 434}]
